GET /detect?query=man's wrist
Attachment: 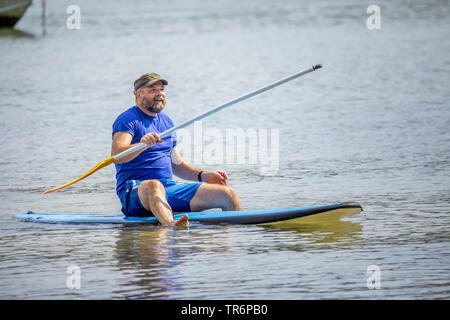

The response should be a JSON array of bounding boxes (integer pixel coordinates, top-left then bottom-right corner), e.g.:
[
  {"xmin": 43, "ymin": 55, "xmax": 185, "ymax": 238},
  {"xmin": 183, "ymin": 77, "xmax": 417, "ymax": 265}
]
[{"xmin": 197, "ymin": 170, "xmax": 203, "ymax": 182}]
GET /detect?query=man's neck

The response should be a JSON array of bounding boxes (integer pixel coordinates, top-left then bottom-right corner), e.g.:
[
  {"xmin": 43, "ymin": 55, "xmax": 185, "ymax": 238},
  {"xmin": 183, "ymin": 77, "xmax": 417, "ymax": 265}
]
[{"xmin": 136, "ymin": 104, "xmax": 158, "ymax": 117}]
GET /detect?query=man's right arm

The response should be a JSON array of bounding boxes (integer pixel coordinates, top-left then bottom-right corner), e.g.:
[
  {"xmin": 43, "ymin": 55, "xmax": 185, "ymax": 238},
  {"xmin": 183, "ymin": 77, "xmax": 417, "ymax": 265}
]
[{"xmin": 111, "ymin": 131, "xmax": 162, "ymax": 163}]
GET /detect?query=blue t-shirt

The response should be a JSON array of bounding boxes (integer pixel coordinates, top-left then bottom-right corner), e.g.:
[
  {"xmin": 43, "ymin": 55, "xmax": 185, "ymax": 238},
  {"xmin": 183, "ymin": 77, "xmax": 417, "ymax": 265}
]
[{"xmin": 112, "ymin": 106, "xmax": 177, "ymax": 197}]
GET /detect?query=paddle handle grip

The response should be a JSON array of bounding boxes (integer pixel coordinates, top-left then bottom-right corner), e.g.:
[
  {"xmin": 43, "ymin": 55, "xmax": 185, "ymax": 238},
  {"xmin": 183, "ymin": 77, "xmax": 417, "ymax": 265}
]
[
  {"xmin": 114, "ymin": 142, "xmax": 148, "ymax": 161},
  {"xmin": 113, "ymin": 130, "xmax": 173, "ymax": 162},
  {"xmin": 113, "ymin": 64, "xmax": 322, "ymax": 162}
]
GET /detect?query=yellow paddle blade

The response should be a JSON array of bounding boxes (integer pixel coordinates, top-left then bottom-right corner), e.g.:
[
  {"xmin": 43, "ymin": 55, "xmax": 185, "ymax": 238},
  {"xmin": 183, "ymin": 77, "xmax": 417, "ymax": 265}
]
[{"xmin": 43, "ymin": 156, "xmax": 116, "ymax": 194}]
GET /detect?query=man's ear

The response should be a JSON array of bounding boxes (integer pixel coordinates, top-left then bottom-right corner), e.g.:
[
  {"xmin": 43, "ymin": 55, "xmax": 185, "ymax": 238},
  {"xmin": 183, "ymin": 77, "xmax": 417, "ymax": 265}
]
[{"xmin": 135, "ymin": 90, "xmax": 142, "ymax": 101}]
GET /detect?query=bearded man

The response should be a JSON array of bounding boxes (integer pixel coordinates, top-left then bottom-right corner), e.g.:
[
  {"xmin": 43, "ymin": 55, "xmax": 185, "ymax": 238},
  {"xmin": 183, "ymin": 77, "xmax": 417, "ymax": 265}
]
[{"xmin": 111, "ymin": 73, "xmax": 242, "ymax": 226}]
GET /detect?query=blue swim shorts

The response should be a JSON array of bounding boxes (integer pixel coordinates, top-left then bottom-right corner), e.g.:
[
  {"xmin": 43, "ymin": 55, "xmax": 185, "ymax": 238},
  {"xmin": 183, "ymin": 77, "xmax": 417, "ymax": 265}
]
[{"xmin": 119, "ymin": 179, "xmax": 202, "ymax": 217}]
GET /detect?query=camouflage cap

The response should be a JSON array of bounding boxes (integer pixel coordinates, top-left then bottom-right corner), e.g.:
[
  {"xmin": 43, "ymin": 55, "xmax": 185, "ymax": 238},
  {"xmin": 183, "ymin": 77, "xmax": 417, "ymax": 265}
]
[{"xmin": 134, "ymin": 73, "xmax": 168, "ymax": 92}]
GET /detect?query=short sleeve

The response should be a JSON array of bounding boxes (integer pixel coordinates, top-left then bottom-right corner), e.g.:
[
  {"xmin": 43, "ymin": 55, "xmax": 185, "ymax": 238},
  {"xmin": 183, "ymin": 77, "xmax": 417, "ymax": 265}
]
[{"xmin": 112, "ymin": 112, "xmax": 135, "ymax": 138}]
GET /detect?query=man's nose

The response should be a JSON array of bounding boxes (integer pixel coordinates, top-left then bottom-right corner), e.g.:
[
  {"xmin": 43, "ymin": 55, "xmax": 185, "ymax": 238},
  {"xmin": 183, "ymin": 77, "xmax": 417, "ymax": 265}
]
[{"xmin": 155, "ymin": 93, "xmax": 165, "ymax": 100}]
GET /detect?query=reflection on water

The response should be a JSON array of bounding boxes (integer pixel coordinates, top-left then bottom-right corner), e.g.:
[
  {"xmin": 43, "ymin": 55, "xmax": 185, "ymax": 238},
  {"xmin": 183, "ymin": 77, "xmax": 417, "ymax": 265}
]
[
  {"xmin": 263, "ymin": 208, "xmax": 363, "ymax": 247},
  {"xmin": 111, "ymin": 210, "xmax": 363, "ymax": 299},
  {"xmin": 114, "ymin": 227, "xmax": 178, "ymax": 299},
  {"xmin": 0, "ymin": 27, "xmax": 34, "ymax": 38},
  {"xmin": 113, "ymin": 225, "xmax": 238, "ymax": 299}
]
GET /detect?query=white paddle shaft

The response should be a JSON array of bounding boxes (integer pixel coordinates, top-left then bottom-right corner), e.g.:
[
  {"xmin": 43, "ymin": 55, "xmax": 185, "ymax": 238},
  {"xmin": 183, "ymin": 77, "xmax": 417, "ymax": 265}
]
[{"xmin": 114, "ymin": 64, "xmax": 322, "ymax": 161}]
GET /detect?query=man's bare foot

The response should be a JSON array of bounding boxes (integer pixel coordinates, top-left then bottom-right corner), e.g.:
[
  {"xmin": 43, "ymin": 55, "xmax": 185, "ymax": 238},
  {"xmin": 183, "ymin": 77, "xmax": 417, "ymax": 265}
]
[{"xmin": 172, "ymin": 214, "xmax": 189, "ymax": 227}]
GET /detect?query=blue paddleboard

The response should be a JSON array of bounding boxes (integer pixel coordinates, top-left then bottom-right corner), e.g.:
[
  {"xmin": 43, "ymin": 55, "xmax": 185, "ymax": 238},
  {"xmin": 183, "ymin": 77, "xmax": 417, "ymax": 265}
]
[{"xmin": 14, "ymin": 202, "xmax": 362, "ymax": 225}]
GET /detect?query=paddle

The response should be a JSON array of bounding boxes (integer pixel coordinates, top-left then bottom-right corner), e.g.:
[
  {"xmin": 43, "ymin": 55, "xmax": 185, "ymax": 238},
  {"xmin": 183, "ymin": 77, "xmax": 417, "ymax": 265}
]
[{"xmin": 43, "ymin": 64, "xmax": 322, "ymax": 194}]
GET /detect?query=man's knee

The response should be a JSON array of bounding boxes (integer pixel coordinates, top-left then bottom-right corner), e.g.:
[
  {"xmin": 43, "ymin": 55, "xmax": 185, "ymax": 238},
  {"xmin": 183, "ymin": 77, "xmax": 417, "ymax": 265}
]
[
  {"xmin": 223, "ymin": 186, "xmax": 237, "ymax": 199},
  {"xmin": 220, "ymin": 186, "xmax": 241, "ymax": 210},
  {"xmin": 217, "ymin": 186, "xmax": 238, "ymax": 206}
]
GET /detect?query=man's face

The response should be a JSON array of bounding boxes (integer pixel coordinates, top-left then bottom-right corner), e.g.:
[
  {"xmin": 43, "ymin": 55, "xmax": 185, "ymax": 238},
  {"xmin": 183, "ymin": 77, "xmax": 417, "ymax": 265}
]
[{"xmin": 138, "ymin": 81, "xmax": 166, "ymax": 113}]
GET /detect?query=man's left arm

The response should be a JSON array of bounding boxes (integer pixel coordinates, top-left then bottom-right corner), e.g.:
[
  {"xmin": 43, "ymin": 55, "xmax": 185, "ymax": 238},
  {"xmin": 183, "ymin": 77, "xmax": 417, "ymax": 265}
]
[{"xmin": 171, "ymin": 147, "xmax": 228, "ymax": 185}]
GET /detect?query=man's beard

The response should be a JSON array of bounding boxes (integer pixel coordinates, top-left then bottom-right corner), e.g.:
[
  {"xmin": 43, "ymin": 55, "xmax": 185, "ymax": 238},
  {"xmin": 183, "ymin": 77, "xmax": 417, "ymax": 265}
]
[{"xmin": 142, "ymin": 98, "xmax": 165, "ymax": 113}]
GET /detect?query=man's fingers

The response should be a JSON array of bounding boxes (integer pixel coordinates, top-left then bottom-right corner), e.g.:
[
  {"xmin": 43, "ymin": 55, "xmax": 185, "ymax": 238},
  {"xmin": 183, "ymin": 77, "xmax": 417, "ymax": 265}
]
[
  {"xmin": 217, "ymin": 171, "xmax": 228, "ymax": 183},
  {"xmin": 217, "ymin": 170, "xmax": 228, "ymax": 179},
  {"xmin": 151, "ymin": 133, "xmax": 161, "ymax": 140},
  {"xmin": 215, "ymin": 171, "xmax": 227, "ymax": 185},
  {"xmin": 142, "ymin": 133, "xmax": 163, "ymax": 145},
  {"xmin": 152, "ymin": 133, "xmax": 163, "ymax": 143}
]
